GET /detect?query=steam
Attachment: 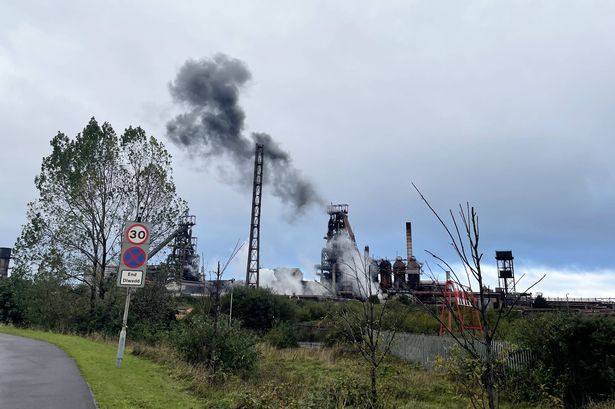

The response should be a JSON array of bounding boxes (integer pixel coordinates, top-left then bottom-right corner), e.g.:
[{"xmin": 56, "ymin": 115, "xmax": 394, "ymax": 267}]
[
  {"xmin": 259, "ymin": 268, "xmax": 327, "ymax": 296},
  {"xmin": 167, "ymin": 54, "xmax": 322, "ymax": 213},
  {"xmin": 324, "ymin": 234, "xmax": 380, "ymax": 298}
]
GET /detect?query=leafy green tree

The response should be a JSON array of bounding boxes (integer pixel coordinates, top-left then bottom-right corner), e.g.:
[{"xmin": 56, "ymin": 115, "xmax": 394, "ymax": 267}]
[{"xmin": 12, "ymin": 118, "xmax": 187, "ymax": 311}]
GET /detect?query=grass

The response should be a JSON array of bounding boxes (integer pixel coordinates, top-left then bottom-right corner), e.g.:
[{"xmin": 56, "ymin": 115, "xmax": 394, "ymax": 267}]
[
  {"xmin": 133, "ymin": 342, "xmax": 545, "ymax": 409},
  {"xmin": 0, "ymin": 326, "xmax": 203, "ymax": 409},
  {"xmin": 1, "ymin": 325, "xmax": 566, "ymax": 409}
]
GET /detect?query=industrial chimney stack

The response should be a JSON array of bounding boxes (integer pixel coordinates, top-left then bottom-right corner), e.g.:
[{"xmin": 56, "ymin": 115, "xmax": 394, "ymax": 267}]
[
  {"xmin": 405, "ymin": 222, "xmax": 413, "ymax": 261},
  {"xmin": 405, "ymin": 222, "xmax": 421, "ymax": 289}
]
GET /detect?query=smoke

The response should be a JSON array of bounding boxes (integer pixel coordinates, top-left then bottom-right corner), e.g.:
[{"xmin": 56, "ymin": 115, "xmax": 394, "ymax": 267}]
[{"xmin": 167, "ymin": 54, "xmax": 322, "ymax": 213}]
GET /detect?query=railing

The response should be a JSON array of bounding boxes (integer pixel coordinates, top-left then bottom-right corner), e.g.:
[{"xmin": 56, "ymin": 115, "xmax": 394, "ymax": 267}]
[
  {"xmin": 383, "ymin": 332, "xmax": 532, "ymax": 371},
  {"xmin": 545, "ymin": 297, "xmax": 615, "ymax": 304}
]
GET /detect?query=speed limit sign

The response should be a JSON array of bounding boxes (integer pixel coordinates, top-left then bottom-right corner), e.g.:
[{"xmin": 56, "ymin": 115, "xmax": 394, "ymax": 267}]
[
  {"xmin": 118, "ymin": 220, "xmax": 152, "ymax": 288},
  {"xmin": 126, "ymin": 223, "xmax": 149, "ymax": 245}
]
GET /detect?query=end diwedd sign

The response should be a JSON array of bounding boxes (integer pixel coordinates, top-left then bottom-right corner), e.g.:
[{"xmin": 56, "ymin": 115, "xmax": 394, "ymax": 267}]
[{"xmin": 117, "ymin": 221, "xmax": 152, "ymax": 288}]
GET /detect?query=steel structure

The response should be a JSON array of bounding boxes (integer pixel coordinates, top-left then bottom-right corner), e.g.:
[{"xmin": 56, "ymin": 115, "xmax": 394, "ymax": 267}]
[
  {"xmin": 439, "ymin": 279, "xmax": 483, "ymax": 336},
  {"xmin": 166, "ymin": 215, "xmax": 200, "ymax": 281},
  {"xmin": 495, "ymin": 250, "xmax": 515, "ymax": 294},
  {"xmin": 0, "ymin": 247, "xmax": 11, "ymax": 279},
  {"xmin": 246, "ymin": 143, "xmax": 264, "ymax": 288},
  {"xmin": 317, "ymin": 204, "xmax": 363, "ymax": 297}
]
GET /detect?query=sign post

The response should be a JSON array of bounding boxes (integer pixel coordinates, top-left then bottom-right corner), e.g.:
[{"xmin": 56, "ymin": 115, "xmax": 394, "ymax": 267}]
[{"xmin": 116, "ymin": 220, "xmax": 151, "ymax": 368}]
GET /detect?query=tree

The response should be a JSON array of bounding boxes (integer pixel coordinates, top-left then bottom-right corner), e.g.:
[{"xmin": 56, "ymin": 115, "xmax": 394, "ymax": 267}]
[
  {"xmin": 334, "ymin": 245, "xmax": 399, "ymax": 409},
  {"xmin": 12, "ymin": 118, "xmax": 187, "ymax": 311},
  {"xmin": 413, "ymin": 184, "xmax": 544, "ymax": 409}
]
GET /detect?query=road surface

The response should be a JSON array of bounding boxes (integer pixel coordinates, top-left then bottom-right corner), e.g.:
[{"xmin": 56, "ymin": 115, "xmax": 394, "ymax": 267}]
[{"xmin": 0, "ymin": 333, "xmax": 97, "ymax": 409}]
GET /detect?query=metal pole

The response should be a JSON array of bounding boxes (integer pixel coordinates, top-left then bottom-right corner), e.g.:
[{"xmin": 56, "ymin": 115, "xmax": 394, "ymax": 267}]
[
  {"xmin": 116, "ymin": 287, "xmax": 132, "ymax": 368},
  {"xmin": 229, "ymin": 283, "xmax": 234, "ymax": 326}
]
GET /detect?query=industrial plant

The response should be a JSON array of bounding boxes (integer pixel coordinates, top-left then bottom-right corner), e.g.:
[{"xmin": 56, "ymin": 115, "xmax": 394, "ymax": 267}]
[{"xmin": 1, "ymin": 143, "xmax": 613, "ymax": 315}]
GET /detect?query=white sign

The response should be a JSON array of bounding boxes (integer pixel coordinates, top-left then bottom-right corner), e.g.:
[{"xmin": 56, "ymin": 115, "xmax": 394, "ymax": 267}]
[
  {"xmin": 125, "ymin": 223, "xmax": 150, "ymax": 245},
  {"xmin": 119, "ymin": 270, "xmax": 144, "ymax": 287}
]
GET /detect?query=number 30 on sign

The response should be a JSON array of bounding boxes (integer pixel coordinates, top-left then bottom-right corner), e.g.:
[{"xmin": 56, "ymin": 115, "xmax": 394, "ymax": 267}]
[{"xmin": 126, "ymin": 223, "xmax": 149, "ymax": 245}]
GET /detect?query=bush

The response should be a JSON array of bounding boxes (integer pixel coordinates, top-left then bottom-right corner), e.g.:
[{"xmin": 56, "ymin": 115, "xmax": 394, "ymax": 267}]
[
  {"xmin": 220, "ymin": 287, "xmax": 297, "ymax": 332},
  {"xmin": 265, "ymin": 323, "xmax": 298, "ymax": 348},
  {"xmin": 0, "ymin": 272, "xmax": 30, "ymax": 325},
  {"xmin": 172, "ymin": 315, "xmax": 258, "ymax": 374},
  {"xmin": 513, "ymin": 313, "xmax": 615, "ymax": 408},
  {"xmin": 296, "ymin": 300, "xmax": 333, "ymax": 322},
  {"xmin": 128, "ymin": 283, "xmax": 177, "ymax": 343}
]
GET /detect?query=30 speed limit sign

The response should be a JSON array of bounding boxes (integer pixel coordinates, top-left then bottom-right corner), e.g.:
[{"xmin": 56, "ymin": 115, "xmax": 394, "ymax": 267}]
[
  {"xmin": 126, "ymin": 223, "xmax": 149, "ymax": 245},
  {"xmin": 118, "ymin": 221, "xmax": 152, "ymax": 288}
]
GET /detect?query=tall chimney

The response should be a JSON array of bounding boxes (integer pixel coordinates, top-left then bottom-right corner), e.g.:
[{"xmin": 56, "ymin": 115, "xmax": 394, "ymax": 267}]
[{"xmin": 405, "ymin": 222, "xmax": 413, "ymax": 260}]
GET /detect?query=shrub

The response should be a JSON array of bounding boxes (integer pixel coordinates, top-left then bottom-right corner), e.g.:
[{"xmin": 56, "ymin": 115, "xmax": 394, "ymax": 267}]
[
  {"xmin": 296, "ymin": 300, "xmax": 333, "ymax": 322},
  {"xmin": 172, "ymin": 315, "xmax": 258, "ymax": 374},
  {"xmin": 128, "ymin": 283, "xmax": 176, "ymax": 343},
  {"xmin": 220, "ymin": 287, "xmax": 297, "ymax": 332},
  {"xmin": 513, "ymin": 313, "xmax": 615, "ymax": 408},
  {"xmin": 0, "ymin": 272, "xmax": 30, "ymax": 325},
  {"xmin": 265, "ymin": 323, "xmax": 298, "ymax": 348}
]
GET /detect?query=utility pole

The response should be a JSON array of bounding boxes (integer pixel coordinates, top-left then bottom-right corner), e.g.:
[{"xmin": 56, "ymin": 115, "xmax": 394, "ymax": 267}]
[{"xmin": 229, "ymin": 278, "xmax": 236, "ymax": 325}]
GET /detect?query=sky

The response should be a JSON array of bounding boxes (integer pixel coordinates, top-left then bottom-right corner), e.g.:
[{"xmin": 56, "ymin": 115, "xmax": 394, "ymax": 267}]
[{"xmin": 1, "ymin": 1, "xmax": 614, "ymax": 297}]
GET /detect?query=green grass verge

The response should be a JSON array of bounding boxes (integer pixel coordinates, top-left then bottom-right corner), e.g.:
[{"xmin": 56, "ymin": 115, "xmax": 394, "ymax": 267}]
[
  {"xmin": 1, "ymin": 326, "xmax": 552, "ymax": 409},
  {"xmin": 0, "ymin": 326, "xmax": 203, "ymax": 409}
]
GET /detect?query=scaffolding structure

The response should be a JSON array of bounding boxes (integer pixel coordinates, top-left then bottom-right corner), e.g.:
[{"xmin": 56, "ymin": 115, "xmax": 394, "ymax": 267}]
[{"xmin": 439, "ymin": 279, "xmax": 483, "ymax": 336}]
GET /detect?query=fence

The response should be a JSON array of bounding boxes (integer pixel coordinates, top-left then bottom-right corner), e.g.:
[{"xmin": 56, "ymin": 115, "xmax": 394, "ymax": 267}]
[{"xmin": 384, "ymin": 331, "xmax": 532, "ymax": 371}]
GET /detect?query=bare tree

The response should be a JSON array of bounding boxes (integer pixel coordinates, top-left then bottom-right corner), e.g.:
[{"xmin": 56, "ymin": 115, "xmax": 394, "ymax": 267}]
[
  {"xmin": 204, "ymin": 240, "xmax": 243, "ymax": 380},
  {"xmin": 334, "ymin": 244, "xmax": 399, "ymax": 409},
  {"xmin": 412, "ymin": 183, "xmax": 544, "ymax": 409}
]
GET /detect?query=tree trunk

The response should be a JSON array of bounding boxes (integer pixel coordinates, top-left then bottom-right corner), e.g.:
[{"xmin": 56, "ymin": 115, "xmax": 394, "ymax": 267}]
[
  {"xmin": 484, "ymin": 342, "xmax": 497, "ymax": 409},
  {"xmin": 89, "ymin": 280, "xmax": 96, "ymax": 314},
  {"xmin": 370, "ymin": 358, "xmax": 378, "ymax": 409}
]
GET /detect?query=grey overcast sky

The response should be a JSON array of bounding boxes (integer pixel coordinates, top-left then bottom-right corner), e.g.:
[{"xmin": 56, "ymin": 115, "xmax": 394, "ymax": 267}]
[{"xmin": 1, "ymin": 1, "xmax": 614, "ymax": 297}]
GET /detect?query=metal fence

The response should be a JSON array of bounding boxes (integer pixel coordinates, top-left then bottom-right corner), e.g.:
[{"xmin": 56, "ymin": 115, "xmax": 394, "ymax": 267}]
[{"xmin": 383, "ymin": 332, "xmax": 532, "ymax": 371}]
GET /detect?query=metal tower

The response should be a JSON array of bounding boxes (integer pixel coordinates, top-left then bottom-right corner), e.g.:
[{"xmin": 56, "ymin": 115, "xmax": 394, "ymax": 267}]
[
  {"xmin": 495, "ymin": 250, "xmax": 515, "ymax": 294},
  {"xmin": 246, "ymin": 143, "xmax": 264, "ymax": 287},
  {"xmin": 167, "ymin": 215, "xmax": 199, "ymax": 281}
]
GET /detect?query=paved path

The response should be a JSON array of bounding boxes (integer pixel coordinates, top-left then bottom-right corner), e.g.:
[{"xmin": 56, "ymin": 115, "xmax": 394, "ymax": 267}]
[{"xmin": 0, "ymin": 333, "xmax": 97, "ymax": 409}]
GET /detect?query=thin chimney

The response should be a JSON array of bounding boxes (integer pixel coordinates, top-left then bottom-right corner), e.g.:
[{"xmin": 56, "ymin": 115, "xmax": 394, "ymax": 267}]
[{"xmin": 405, "ymin": 222, "xmax": 413, "ymax": 260}]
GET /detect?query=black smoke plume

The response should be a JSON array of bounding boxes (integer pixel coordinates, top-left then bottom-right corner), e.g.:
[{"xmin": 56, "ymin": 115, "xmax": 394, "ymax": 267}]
[{"xmin": 167, "ymin": 54, "xmax": 322, "ymax": 213}]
